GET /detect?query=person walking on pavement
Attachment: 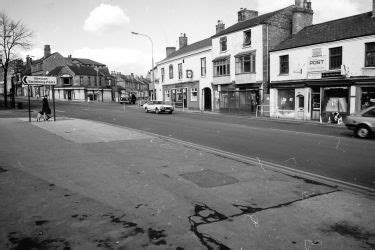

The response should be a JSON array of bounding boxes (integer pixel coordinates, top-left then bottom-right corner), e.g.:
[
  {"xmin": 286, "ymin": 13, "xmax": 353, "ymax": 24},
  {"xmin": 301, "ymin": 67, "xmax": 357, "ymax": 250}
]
[{"xmin": 37, "ymin": 95, "xmax": 51, "ymax": 121}]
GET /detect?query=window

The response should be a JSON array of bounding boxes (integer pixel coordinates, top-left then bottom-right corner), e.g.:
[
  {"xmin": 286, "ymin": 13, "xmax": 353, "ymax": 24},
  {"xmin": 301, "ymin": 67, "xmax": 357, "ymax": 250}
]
[
  {"xmin": 213, "ymin": 58, "xmax": 230, "ymax": 76},
  {"xmin": 169, "ymin": 64, "xmax": 173, "ymax": 79},
  {"xmin": 278, "ymin": 89, "xmax": 295, "ymax": 110},
  {"xmin": 279, "ymin": 55, "xmax": 289, "ymax": 74},
  {"xmin": 220, "ymin": 36, "xmax": 227, "ymax": 52},
  {"xmin": 178, "ymin": 63, "xmax": 183, "ymax": 79},
  {"xmin": 363, "ymin": 108, "xmax": 375, "ymax": 117},
  {"xmin": 191, "ymin": 88, "xmax": 198, "ymax": 101},
  {"xmin": 235, "ymin": 53, "xmax": 256, "ymax": 73},
  {"xmin": 365, "ymin": 42, "xmax": 375, "ymax": 67},
  {"xmin": 329, "ymin": 47, "xmax": 342, "ymax": 70},
  {"xmin": 243, "ymin": 30, "xmax": 251, "ymax": 46},
  {"xmin": 161, "ymin": 68, "xmax": 165, "ymax": 82},
  {"xmin": 201, "ymin": 57, "xmax": 206, "ymax": 76}
]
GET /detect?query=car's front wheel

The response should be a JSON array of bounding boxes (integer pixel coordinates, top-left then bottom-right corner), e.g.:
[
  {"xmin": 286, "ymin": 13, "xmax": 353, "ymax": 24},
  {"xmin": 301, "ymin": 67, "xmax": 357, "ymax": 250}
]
[{"xmin": 355, "ymin": 125, "xmax": 371, "ymax": 138}]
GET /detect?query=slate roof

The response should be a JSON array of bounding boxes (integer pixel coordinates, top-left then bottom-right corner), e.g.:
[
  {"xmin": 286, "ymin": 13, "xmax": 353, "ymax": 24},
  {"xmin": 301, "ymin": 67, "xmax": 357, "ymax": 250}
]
[
  {"xmin": 272, "ymin": 11, "xmax": 375, "ymax": 51},
  {"xmin": 160, "ymin": 37, "xmax": 212, "ymax": 62},
  {"xmin": 48, "ymin": 65, "xmax": 107, "ymax": 77},
  {"xmin": 212, "ymin": 6, "xmax": 292, "ymax": 39},
  {"xmin": 71, "ymin": 58, "xmax": 106, "ymax": 66}
]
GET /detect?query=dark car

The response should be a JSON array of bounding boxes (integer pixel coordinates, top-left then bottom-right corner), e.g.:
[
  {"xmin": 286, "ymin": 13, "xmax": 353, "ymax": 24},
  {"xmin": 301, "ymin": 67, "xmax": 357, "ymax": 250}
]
[{"xmin": 344, "ymin": 106, "xmax": 375, "ymax": 138}]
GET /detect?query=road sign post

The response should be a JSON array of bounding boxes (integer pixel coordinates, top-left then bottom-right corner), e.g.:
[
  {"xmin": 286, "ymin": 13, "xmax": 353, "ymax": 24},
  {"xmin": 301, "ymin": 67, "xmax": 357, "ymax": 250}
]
[{"xmin": 22, "ymin": 76, "xmax": 57, "ymax": 122}]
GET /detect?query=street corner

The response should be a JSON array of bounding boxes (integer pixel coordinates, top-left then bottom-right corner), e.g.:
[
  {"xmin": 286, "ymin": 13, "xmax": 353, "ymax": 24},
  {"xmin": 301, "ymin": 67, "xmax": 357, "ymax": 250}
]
[{"xmin": 196, "ymin": 191, "xmax": 375, "ymax": 249}]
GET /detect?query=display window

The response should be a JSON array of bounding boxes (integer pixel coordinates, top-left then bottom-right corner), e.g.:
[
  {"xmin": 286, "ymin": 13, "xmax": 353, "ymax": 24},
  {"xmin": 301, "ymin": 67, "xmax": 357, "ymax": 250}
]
[
  {"xmin": 361, "ymin": 87, "xmax": 375, "ymax": 110},
  {"xmin": 322, "ymin": 87, "xmax": 348, "ymax": 113},
  {"xmin": 278, "ymin": 89, "xmax": 295, "ymax": 110}
]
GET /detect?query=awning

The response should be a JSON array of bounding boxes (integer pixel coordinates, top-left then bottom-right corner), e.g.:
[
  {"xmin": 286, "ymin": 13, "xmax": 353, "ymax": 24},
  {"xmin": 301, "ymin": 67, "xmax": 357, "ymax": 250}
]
[
  {"xmin": 212, "ymin": 55, "xmax": 230, "ymax": 62},
  {"xmin": 234, "ymin": 50, "xmax": 256, "ymax": 57}
]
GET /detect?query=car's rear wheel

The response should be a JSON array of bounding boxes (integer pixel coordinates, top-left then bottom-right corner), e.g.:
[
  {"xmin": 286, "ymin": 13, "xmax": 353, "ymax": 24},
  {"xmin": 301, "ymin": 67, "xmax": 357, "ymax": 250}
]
[
  {"xmin": 355, "ymin": 125, "xmax": 371, "ymax": 138},
  {"xmin": 155, "ymin": 108, "xmax": 160, "ymax": 114}
]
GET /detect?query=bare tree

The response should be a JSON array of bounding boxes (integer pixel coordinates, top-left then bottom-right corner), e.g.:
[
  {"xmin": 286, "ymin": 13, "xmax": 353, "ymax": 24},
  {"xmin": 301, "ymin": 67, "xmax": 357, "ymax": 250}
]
[{"xmin": 1, "ymin": 12, "xmax": 32, "ymax": 108}]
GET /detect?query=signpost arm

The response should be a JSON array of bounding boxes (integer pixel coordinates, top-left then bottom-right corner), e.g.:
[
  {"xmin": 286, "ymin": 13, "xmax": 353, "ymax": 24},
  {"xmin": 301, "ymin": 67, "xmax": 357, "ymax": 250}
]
[
  {"xmin": 28, "ymin": 85, "xmax": 31, "ymax": 122},
  {"xmin": 52, "ymin": 85, "xmax": 56, "ymax": 121}
]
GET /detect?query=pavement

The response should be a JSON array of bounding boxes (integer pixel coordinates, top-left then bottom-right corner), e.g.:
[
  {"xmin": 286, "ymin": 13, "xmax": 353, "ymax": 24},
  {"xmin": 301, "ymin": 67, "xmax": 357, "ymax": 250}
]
[{"xmin": 0, "ymin": 112, "xmax": 374, "ymax": 249}]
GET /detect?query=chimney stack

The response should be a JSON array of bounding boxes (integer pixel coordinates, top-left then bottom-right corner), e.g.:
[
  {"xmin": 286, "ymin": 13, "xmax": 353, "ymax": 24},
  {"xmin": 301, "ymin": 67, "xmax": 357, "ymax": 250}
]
[
  {"xmin": 238, "ymin": 8, "xmax": 258, "ymax": 22},
  {"xmin": 44, "ymin": 45, "xmax": 51, "ymax": 58},
  {"xmin": 179, "ymin": 33, "xmax": 188, "ymax": 49},
  {"xmin": 292, "ymin": 0, "xmax": 313, "ymax": 34},
  {"xmin": 373, "ymin": 0, "xmax": 375, "ymax": 18},
  {"xmin": 166, "ymin": 47, "xmax": 176, "ymax": 57},
  {"xmin": 216, "ymin": 20, "xmax": 225, "ymax": 34}
]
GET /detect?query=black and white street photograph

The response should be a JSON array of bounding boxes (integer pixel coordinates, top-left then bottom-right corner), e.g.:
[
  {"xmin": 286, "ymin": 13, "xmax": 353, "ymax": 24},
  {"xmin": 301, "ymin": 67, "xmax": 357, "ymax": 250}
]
[{"xmin": 1, "ymin": 0, "xmax": 375, "ymax": 249}]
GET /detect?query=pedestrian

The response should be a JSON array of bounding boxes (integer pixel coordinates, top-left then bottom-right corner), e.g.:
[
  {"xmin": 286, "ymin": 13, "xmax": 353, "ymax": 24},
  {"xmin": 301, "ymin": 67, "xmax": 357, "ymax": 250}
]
[{"xmin": 36, "ymin": 95, "xmax": 51, "ymax": 121}]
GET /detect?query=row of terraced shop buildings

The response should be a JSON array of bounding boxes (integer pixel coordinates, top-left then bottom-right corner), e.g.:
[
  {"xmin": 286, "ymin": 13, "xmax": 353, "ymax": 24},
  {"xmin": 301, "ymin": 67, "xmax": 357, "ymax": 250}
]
[
  {"xmin": 1, "ymin": 46, "xmax": 150, "ymax": 103},
  {"xmin": 152, "ymin": 0, "xmax": 375, "ymax": 122}
]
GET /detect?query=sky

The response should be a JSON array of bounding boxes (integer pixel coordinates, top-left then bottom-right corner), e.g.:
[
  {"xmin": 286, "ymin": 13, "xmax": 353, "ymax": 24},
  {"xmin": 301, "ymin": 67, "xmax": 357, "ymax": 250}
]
[{"xmin": 0, "ymin": 0, "xmax": 372, "ymax": 76}]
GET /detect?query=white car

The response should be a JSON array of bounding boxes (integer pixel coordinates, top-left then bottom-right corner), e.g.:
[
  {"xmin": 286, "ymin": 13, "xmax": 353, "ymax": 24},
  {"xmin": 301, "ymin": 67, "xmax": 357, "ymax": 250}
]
[
  {"xmin": 143, "ymin": 101, "xmax": 174, "ymax": 114},
  {"xmin": 344, "ymin": 106, "xmax": 375, "ymax": 138}
]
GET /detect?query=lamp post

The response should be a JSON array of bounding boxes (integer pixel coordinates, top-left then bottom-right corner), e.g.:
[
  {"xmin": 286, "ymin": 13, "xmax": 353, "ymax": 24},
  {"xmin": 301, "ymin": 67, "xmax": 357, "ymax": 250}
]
[{"xmin": 131, "ymin": 31, "xmax": 155, "ymax": 100}]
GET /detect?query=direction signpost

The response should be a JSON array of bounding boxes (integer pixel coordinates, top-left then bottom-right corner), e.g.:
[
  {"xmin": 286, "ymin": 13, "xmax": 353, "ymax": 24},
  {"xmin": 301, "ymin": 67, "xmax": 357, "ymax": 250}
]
[{"xmin": 22, "ymin": 76, "xmax": 57, "ymax": 122}]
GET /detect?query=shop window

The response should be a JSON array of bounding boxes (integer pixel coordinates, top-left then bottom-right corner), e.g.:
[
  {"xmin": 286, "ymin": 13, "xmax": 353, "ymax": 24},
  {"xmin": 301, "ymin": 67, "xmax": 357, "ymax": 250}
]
[
  {"xmin": 329, "ymin": 47, "xmax": 342, "ymax": 70},
  {"xmin": 220, "ymin": 36, "xmax": 227, "ymax": 52},
  {"xmin": 191, "ymin": 88, "xmax": 198, "ymax": 101},
  {"xmin": 243, "ymin": 30, "xmax": 251, "ymax": 46},
  {"xmin": 322, "ymin": 88, "xmax": 348, "ymax": 114},
  {"xmin": 365, "ymin": 42, "xmax": 375, "ymax": 67},
  {"xmin": 361, "ymin": 87, "xmax": 375, "ymax": 109},
  {"xmin": 278, "ymin": 89, "xmax": 295, "ymax": 110},
  {"xmin": 279, "ymin": 55, "xmax": 289, "ymax": 74}
]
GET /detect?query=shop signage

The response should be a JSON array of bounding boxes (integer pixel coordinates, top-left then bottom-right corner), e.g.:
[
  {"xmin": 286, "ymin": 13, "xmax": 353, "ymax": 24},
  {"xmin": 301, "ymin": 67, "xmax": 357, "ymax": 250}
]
[
  {"xmin": 186, "ymin": 70, "xmax": 193, "ymax": 78},
  {"xmin": 322, "ymin": 71, "xmax": 342, "ymax": 78},
  {"xmin": 308, "ymin": 56, "xmax": 326, "ymax": 72},
  {"xmin": 307, "ymin": 72, "xmax": 322, "ymax": 79}
]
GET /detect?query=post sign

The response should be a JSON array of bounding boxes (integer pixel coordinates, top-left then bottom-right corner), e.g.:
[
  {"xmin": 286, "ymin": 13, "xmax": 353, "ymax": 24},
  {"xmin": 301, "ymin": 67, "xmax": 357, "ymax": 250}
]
[
  {"xmin": 308, "ymin": 56, "xmax": 326, "ymax": 72},
  {"xmin": 22, "ymin": 76, "xmax": 57, "ymax": 86}
]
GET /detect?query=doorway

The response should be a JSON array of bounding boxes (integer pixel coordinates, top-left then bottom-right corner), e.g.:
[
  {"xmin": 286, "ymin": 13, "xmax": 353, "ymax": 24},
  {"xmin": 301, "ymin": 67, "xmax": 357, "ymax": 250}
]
[{"xmin": 203, "ymin": 88, "xmax": 212, "ymax": 111}]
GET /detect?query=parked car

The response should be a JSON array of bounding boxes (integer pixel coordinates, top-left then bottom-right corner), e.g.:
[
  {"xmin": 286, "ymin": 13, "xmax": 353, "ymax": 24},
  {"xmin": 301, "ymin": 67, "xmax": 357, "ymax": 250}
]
[
  {"xmin": 119, "ymin": 96, "xmax": 131, "ymax": 104},
  {"xmin": 344, "ymin": 106, "xmax": 375, "ymax": 138},
  {"xmin": 143, "ymin": 101, "xmax": 174, "ymax": 114}
]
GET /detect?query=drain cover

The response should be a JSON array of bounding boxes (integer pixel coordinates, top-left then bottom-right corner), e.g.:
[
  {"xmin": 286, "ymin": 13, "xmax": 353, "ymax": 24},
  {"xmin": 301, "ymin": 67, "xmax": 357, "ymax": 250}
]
[{"xmin": 180, "ymin": 169, "xmax": 239, "ymax": 188}]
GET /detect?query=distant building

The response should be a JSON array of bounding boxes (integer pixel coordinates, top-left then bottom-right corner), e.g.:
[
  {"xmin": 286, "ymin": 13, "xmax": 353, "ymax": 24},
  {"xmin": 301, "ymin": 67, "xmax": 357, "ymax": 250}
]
[
  {"xmin": 111, "ymin": 72, "xmax": 150, "ymax": 103},
  {"xmin": 269, "ymin": 3, "xmax": 375, "ymax": 121}
]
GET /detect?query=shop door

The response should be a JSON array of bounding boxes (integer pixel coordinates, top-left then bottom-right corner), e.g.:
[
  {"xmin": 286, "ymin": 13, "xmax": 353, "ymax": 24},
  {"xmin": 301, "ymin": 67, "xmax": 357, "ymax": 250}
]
[
  {"xmin": 183, "ymin": 88, "xmax": 187, "ymax": 108},
  {"xmin": 67, "ymin": 90, "xmax": 72, "ymax": 100},
  {"xmin": 296, "ymin": 95, "xmax": 305, "ymax": 119},
  {"xmin": 204, "ymin": 88, "xmax": 212, "ymax": 111},
  {"xmin": 311, "ymin": 90, "xmax": 321, "ymax": 120}
]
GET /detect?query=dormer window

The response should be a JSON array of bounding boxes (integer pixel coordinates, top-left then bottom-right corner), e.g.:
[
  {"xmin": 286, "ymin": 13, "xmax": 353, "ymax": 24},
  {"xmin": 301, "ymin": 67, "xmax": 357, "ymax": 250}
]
[
  {"xmin": 243, "ymin": 30, "xmax": 251, "ymax": 46},
  {"xmin": 220, "ymin": 37, "xmax": 227, "ymax": 52}
]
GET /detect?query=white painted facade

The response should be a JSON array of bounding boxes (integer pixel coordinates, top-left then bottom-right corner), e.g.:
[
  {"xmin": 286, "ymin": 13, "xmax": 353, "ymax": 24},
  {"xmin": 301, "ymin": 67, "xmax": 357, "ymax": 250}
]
[
  {"xmin": 156, "ymin": 44, "xmax": 213, "ymax": 111},
  {"xmin": 212, "ymin": 25, "xmax": 264, "ymax": 84},
  {"xmin": 269, "ymin": 35, "xmax": 375, "ymax": 121}
]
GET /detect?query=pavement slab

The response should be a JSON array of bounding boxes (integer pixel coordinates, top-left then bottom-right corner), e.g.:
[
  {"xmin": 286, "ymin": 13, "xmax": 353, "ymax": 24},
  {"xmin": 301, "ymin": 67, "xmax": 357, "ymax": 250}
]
[{"xmin": 0, "ymin": 117, "xmax": 374, "ymax": 249}]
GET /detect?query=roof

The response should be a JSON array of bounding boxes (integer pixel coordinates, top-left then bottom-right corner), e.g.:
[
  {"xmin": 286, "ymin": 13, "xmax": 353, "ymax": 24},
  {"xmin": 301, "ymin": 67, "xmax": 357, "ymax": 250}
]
[
  {"xmin": 71, "ymin": 58, "xmax": 106, "ymax": 66},
  {"xmin": 273, "ymin": 11, "xmax": 375, "ymax": 51},
  {"xmin": 160, "ymin": 37, "xmax": 212, "ymax": 63},
  {"xmin": 31, "ymin": 52, "xmax": 61, "ymax": 65},
  {"xmin": 48, "ymin": 65, "xmax": 106, "ymax": 77},
  {"xmin": 212, "ymin": 6, "xmax": 292, "ymax": 38}
]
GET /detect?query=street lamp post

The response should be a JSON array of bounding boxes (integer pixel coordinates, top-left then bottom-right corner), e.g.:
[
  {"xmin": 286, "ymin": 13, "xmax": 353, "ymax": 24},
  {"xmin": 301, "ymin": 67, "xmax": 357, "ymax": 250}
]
[{"xmin": 131, "ymin": 31, "xmax": 155, "ymax": 100}]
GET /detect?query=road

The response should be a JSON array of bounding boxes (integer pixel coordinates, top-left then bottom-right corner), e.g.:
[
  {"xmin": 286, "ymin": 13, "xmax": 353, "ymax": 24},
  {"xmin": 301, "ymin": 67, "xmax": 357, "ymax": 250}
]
[{"xmin": 7, "ymin": 98, "xmax": 375, "ymax": 188}]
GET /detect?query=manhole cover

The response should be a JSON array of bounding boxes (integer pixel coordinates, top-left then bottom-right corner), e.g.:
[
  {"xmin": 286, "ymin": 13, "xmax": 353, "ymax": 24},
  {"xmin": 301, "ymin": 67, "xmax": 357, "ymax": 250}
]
[{"xmin": 180, "ymin": 169, "xmax": 239, "ymax": 188}]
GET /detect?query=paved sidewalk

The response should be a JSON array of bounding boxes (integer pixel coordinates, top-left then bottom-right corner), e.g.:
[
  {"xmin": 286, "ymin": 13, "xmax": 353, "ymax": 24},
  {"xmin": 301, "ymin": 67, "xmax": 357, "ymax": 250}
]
[{"xmin": 0, "ymin": 116, "xmax": 374, "ymax": 249}]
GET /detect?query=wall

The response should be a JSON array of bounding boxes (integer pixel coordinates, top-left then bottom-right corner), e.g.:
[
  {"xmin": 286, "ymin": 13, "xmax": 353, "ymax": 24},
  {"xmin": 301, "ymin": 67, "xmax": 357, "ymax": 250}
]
[{"xmin": 270, "ymin": 35, "xmax": 375, "ymax": 82}]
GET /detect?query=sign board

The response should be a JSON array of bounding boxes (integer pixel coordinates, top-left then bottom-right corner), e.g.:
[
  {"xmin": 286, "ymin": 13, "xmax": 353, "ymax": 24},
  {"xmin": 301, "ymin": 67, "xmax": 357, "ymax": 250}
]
[
  {"xmin": 308, "ymin": 56, "xmax": 326, "ymax": 72},
  {"xmin": 22, "ymin": 76, "xmax": 57, "ymax": 85},
  {"xmin": 307, "ymin": 72, "xmax": 322, "ymax": 79}
]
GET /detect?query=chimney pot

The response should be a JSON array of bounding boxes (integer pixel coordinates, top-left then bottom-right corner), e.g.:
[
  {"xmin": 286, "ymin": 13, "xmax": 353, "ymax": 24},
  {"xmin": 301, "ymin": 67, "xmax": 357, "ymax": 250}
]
[
  {"xmin": 179, "ymin": 34, "xmax": 188, "ymax": 49},
  {"xmin": 216, "ymin": 20, "xmax": 226, "ymax": 34},
  {"xmin": 238, "ymin": 9, "xmax": 258, "ymax": 22}
]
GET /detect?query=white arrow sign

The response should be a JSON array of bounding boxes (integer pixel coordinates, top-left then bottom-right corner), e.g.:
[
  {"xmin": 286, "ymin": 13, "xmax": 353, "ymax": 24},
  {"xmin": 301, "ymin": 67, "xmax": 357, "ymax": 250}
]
[{"xmin": 22, "ymin": 76, "xmax": 57, "ymax": 85}]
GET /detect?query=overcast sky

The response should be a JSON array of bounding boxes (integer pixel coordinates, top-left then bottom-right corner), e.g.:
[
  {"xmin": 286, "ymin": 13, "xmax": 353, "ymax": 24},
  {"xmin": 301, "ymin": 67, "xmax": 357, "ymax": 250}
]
[{"xmin": 1, "ymin": 0, "xmax": 372, "ymax": 76}]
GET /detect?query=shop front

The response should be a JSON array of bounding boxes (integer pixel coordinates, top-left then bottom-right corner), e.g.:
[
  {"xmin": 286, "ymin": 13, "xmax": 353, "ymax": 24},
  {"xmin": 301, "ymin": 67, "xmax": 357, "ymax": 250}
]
[{"xmin": 162, "ymin": 81, "xmax": 199, "ymax": 110}]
